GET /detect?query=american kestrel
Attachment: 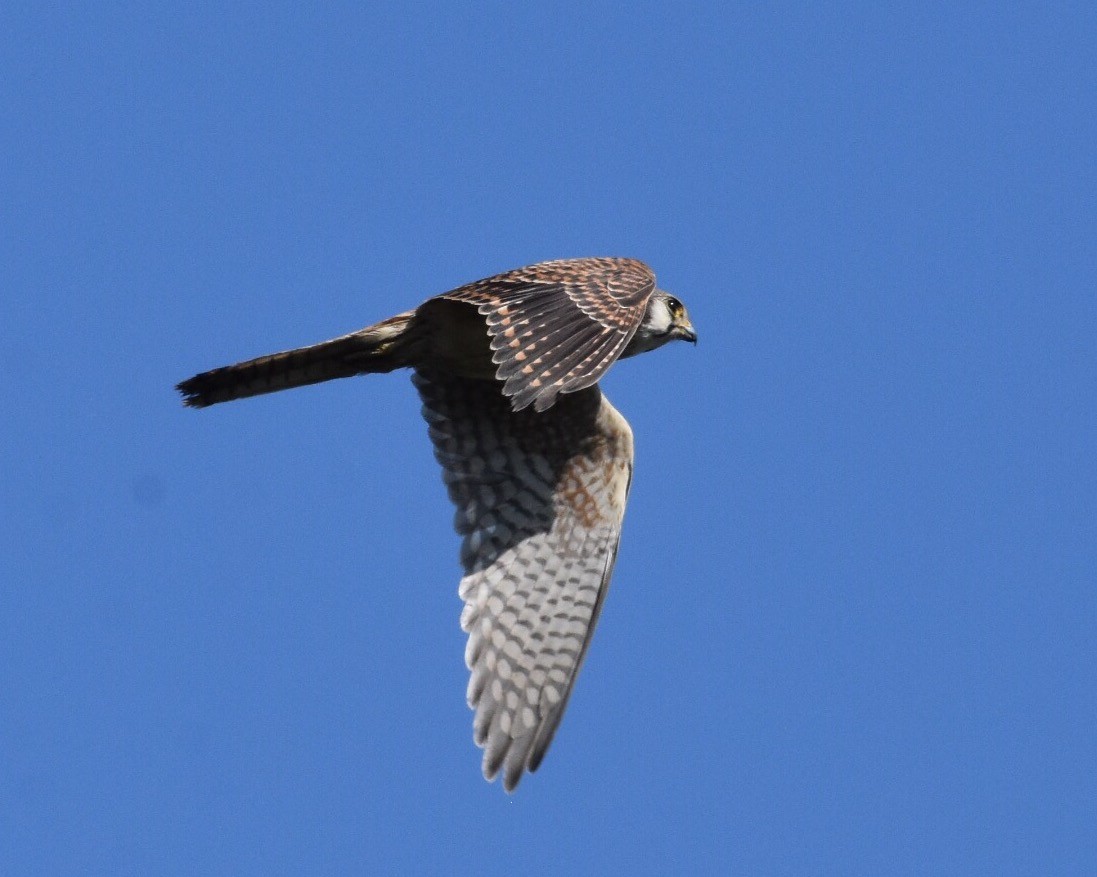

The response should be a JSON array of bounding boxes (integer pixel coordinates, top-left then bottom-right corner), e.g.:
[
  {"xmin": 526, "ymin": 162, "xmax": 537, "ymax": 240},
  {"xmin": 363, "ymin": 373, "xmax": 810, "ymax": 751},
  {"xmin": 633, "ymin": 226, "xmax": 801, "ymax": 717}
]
[{"xmin": 178, "ymin": 257, "xmax": 696, "ymax": 791}]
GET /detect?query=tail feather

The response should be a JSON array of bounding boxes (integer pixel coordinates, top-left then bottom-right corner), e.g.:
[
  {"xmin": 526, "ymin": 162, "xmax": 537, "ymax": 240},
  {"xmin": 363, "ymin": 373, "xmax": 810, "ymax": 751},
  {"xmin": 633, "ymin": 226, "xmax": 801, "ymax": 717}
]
[{"xmin": 177, "ymin": 311, "xmax": 417, "ymax": 408}]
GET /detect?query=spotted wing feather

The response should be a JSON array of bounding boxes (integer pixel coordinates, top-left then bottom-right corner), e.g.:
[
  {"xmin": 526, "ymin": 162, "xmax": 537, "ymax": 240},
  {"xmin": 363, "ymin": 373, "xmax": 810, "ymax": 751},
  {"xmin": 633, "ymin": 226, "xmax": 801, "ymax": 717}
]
[
  {"xmin": 439, "ymin": 257, "xmax": 655, "ymax": 412},
  {"xmin": 413, "ymin": 369, "xmax": 634, "ymax": 791}
]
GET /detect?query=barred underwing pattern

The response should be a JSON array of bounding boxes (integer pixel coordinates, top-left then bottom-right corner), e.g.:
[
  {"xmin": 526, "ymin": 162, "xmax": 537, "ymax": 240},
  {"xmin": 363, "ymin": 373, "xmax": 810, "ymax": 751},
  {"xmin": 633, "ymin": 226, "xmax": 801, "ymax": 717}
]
[{"xmin": 414, "ymin": 368, "xmax": 633, "ymax": 791}]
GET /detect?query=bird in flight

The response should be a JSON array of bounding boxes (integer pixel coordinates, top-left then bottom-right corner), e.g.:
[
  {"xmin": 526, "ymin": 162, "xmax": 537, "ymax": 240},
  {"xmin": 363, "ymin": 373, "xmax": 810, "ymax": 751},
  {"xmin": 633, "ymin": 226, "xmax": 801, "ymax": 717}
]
[{"xmin": 177, "ymin": 257, "xmax": 696, "ymax": 791}]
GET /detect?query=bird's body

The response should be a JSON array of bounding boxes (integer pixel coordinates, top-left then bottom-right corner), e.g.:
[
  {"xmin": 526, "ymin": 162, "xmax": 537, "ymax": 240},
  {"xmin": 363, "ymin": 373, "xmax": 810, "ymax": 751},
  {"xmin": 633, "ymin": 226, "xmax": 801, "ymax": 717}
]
[{"xmin": 178, "ymin": 257, "xmax": 695, "ymax": 791}]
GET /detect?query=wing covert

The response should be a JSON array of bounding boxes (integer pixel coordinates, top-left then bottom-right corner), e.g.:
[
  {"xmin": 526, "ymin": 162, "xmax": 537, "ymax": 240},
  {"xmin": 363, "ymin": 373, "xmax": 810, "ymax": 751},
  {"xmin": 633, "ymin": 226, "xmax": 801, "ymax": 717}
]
[{"xmin": 439, "ymin": 257, "xmax": 655, "ymax": 412}]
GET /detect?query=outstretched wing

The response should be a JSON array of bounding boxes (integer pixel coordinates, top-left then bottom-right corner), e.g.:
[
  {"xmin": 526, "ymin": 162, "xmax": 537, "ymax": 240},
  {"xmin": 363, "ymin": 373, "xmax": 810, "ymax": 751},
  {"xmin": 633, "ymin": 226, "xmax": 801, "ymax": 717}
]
[
  {"xmin": 413, "ymin": 368, "xmax": 634, "ymax": 791},
  {"xmin": 440, "ymin": 257, "xmax": 655, "ymax": 412}
]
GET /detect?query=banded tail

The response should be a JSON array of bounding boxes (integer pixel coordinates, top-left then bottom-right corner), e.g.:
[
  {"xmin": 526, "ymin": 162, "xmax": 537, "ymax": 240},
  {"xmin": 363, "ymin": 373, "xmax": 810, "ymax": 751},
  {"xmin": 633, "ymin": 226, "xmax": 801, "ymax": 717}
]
[{"xmin": 177, "ymin": 311, "xmax": 417, "ymax": 408}]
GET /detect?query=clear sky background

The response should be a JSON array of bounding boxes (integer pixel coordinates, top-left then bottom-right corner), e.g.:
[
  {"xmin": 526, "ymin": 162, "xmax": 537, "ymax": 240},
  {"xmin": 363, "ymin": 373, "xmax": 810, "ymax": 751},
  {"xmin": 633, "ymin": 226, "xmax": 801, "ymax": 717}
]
[{"xmin": 3, "ymin": 3, "xmax": 1095, "ymax": 874}]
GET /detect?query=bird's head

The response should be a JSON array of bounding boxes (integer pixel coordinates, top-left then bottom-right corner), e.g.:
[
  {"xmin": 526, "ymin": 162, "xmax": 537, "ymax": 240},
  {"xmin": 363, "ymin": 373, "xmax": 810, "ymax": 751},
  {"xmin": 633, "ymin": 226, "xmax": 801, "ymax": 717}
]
[{"xmin": 624, "ymin": 289, "xmax": 698, "ymax": 357}]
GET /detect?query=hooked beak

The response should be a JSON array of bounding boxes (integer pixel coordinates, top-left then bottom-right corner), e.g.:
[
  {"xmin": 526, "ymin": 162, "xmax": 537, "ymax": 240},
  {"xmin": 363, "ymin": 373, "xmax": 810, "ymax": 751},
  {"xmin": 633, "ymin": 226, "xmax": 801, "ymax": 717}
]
[{"xmin": 675, "ymin": 323, "xmax": 698, "ymax": 345}]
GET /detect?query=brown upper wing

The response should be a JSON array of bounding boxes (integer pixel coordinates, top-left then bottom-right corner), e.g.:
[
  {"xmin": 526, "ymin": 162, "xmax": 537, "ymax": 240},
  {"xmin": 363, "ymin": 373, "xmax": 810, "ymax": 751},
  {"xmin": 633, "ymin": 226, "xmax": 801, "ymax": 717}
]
[{"xmin": 438, "ymin": 257, "xmax": 655, "ymax": 412}]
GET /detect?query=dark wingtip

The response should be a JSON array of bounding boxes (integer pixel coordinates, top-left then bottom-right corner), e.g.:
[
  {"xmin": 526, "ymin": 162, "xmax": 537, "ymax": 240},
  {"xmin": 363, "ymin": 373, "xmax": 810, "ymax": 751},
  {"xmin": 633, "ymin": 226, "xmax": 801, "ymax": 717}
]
[{"xmin": 527, "ymin": 748, "xmax": 545, "ymax": 773}]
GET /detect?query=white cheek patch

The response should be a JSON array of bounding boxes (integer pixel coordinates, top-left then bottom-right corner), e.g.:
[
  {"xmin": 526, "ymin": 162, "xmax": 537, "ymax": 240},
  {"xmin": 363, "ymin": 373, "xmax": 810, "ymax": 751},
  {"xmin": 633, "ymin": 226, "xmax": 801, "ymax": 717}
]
[{"xmin": 647, "ymin": 299, "xmax": 674, "ymax": 334}]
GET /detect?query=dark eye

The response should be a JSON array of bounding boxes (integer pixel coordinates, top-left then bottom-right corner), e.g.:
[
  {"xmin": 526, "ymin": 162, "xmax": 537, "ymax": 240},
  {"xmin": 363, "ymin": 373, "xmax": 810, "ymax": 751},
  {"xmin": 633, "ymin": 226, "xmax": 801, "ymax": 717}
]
[{"xmin": 666, "ymin": 296, "xmax": 682, "ymax": 315}]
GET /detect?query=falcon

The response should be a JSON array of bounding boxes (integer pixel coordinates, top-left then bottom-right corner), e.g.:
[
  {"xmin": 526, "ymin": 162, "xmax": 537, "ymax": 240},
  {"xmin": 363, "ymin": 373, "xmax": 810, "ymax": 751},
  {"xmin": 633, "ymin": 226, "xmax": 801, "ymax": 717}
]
[{"xmin": 177, "ymin": 257, "xmax": 696, "ymax": 791}]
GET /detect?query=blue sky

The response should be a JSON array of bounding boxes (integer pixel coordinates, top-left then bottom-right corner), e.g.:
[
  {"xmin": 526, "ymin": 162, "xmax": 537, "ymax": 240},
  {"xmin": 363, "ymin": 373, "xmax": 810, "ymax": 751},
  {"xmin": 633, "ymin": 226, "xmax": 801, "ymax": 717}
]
[{"xmin": 3, "ymin": 3, "xmax": 1095, "ymax": 874}]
